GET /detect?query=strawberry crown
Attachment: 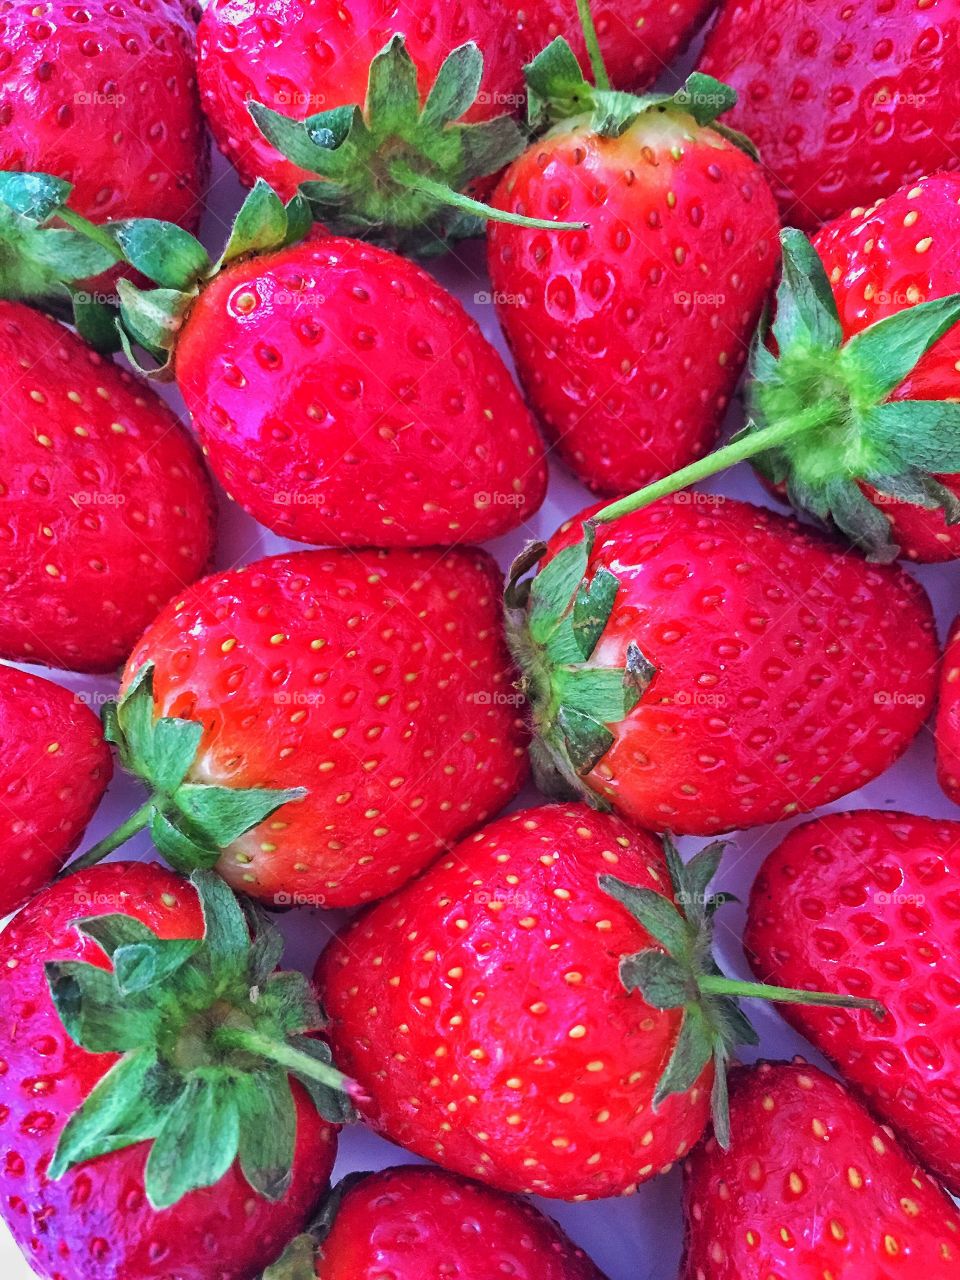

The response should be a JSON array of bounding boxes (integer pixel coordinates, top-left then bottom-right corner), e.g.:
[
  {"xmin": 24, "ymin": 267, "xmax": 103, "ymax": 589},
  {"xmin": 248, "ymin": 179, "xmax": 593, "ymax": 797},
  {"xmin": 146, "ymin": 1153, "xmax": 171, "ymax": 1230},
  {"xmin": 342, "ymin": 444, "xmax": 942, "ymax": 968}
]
[
  {"xmin": 601, "ymin": 227, "xmax": 960, "ymax": 561},
  {"xmin": 249, "ymin": 35, "xmax": 586, "ymax": 257},
  {"xmin": 46, "ymin": 869, "xmax": 352, "ymax": 1209},
  {"xmin": 262, "ymin": 1172, "xmax": 368, "ymax": 1278},
  {"xmin": 600, "ymin": 836, "xmax": 884, "ymax": 1147},
  {"xmin": 63, "ymin": 662, "xmax": 306, "ymax": 877}
]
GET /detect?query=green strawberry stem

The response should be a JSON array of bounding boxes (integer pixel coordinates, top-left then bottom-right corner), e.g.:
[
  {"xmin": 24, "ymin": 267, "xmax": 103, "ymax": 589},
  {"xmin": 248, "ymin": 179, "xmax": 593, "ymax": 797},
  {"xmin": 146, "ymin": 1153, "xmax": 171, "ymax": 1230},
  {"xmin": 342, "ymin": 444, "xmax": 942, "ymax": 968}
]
[
  {"xmin": 60, "ymin": 800, "xmax": 154, "ymax": 876},
  {"xmin": 54, "ymin": 206, "xmax": 124, "ymax": 263},
  {"xmin": 388, "ymin": 163, "xmax": 587, "ymax": 231},
  {"xmin": 698, "ymin": 974, "xmax": 885, "ymax": 1020},
  {"xmin": 215, "ymin": 1028, "xmax": 351, "ymax": 1092},
  {"xmin": 575, "ymin": 0, "xmax": 611, "ymax": 90}
]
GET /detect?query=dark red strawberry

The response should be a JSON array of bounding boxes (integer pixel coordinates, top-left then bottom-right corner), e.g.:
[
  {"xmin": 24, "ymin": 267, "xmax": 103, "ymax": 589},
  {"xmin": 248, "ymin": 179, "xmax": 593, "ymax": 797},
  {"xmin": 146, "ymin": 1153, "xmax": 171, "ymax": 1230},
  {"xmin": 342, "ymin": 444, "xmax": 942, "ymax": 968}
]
[
  {"xmin": 619, "ymin": 176, "xmax": 960, "ymax": 561},
  {"xmin": 505, "ymin": 495, "xmax": 937, "ymax": 836},
  {"xmin": 698, "ymin": 0, "xmax": 960, "ymax": 231},
  {"xmin": 0, "ymin": 663, "xmax": 111, "ymax": 915},
  {"xmin": 681, "ymin": 1059, "xmax": 960, "ymax": 1279},
  {"xmin": 0, "ymin": 0, "xmax": 208, "ymax": 234},
  {"xmin": 316, "ymin": 803, "xmax": 879, "ymax": 1200},
  {"xmin": 487, "ymin": 49, "xmax": 778, "ymax": 494},
  {"xmin": 0, "ymin": 863, "xmax": 349, "ymax": 1280},
  {"xmin": 0, "ymin": 299, "xmax": 216, "ymax": 673},
  {"xmin": 65, "ymin": 545, "xmax": 527, "ymax": 908},
  {"xmin": 937, "ymin": 616, "xmax": 960, "ymax": 804},
  {"xmin": 746, "ymin": 808, "xmax": 960, "ymax": 1196},
  {"xmin": 267, "ymin": 1165, "xmax": 609, "ymax": 1279}
]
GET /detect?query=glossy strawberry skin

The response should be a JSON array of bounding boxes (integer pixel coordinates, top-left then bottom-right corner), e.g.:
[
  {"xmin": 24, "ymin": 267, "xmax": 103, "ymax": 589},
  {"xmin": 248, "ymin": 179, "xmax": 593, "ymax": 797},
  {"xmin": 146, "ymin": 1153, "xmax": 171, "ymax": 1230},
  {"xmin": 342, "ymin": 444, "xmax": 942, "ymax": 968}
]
[
  {"xmin": 542, "ymin": 497, "xmax": 937, "ymax": 834},
  {"xmin": 798, "ymin": 173, "xmax": 960, "ymax": 561},
  {"xmin": 0, "ymin": 302, "xmax": 216, "ymax": 674},
  {"xmin": 316, "ymin": 804, "xmax": 713, "ymax": 1201},
  {"xmin": 174, "ymin": 238, "xmax": 547, "ymax": 547},
  {"xmin": 0, "ymin": 664, "xmax": 111, "ymax": 915},
  {"xmin": 0, "ymin": 863, "xmax": 337, "ymax": 1280},
  {"xmin": 936, "ymin": 615, "xmax": 960, "ymax": 803},
  {"xmin": 698, "ymin": 0, "xmax": 960, "ymax": 232},
  {"xmin": 315, "ymin": 1165, "xmax": 609, "ymax": 1279},
  {"xmin": 0, "ymin": 0, "xmax": 207, "ymax": 232},
  {"xmin": 197, "ymin": 0, "xmax": 527, "ymax": 198},
  {"xmin": 746, "ymin": 809, "xmax": 960, "ymax": 1196},
  {"xmin": 126, "ymin": 547, "xmax": 527, "ymax": 907},
  {"xmin": 681, "ymin": 1060, "xmax": 960, "ymax": 1279},
  {"xmin": 488, "ymin": 114, "xmax": 778, "ymax": 495}
]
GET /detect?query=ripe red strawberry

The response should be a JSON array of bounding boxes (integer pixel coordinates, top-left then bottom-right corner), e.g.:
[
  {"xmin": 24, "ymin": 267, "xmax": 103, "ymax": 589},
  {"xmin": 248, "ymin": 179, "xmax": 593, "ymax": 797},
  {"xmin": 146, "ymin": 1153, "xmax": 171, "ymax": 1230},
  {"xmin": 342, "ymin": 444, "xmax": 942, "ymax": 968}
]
[
  {"xmin": 746, "ymin": 808, "xmax": 960, "ymax": 1196},
  {"xmin": 268, "ymin": 1165, "xmax": 609, "ymax": 1278},
  {"xmin": 0, "ymin": 0, "xmax": 208, "ymax": 234},
  {"xmin": 0, "ymin": 863, "xmax": 349, "ymax": 1280},
  {"xmin": 698, "ymin": 0, "xmax": 960, "ymax": 231},
  {"xmin": 67, "ymin": 546, "xmax": 527, "ymax": 907},
  {"xmin": 936, "ymin": 615, "xmax": 960, "ymax": 803},
  {"xmin": 681, "ymin": 1060, "xmax": 960, "ymax": 1279},
  {"xmin": 105, "ymin": 189, "xmax": 548, "ymax": 545},
  {"xmin": 316, "ymin": 804, "xmax": 879, "ymax": 1200},
  {"xmin": 627, "ymin": 175, "xmax": 960, "ymax": 561},
  {"xmin": 0, "ymin": 663, "xmax": 111, "ymax": 915},
  {"xmin": 487, "ymin": 55, "xmax": 778, "ymax": 495},
  {"xmin": 0, "ymin": 300, "xmax": 216, "ymax": 673},
  {"xmin": 505, "ymin": 495, "xmax": 937, "ymax": 836}
]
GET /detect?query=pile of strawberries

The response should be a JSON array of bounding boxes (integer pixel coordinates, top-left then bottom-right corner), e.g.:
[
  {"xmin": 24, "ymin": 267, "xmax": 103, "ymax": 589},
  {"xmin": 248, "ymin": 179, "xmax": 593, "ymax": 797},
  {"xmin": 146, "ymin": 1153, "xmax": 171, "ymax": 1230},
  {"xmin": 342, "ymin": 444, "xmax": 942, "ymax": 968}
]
[{"xmin": 3, "ymin": 0, "xmax": 960, "ymax": 1277}]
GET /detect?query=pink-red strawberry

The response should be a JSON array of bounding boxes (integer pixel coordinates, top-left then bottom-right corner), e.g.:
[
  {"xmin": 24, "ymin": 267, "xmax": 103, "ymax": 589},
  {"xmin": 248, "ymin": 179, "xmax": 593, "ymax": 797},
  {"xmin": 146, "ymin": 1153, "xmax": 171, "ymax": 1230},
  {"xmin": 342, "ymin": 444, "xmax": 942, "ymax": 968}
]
[
  {"xmin": 0, "ymin": 663, "xmax": 111, "ymax": 915},
  {"xmin": 0, "ymin": 300, "xmax": 216, "ymax": 672},
  {"xmin": 68, "ymin": 546, "xmax": 527, "ymax": 907},
  {"xmin": 488, "ymin": 55, "xmax": 778, "ymax": 495},
  {"xmin": 625, "ymin": 176, "xmax": 960, "ymax": 561},
  {"xmin": 0, "ymin": 0, "xmax": 208, "ymax": 233},
  {"xmin": 936, "ymin": 615, "xmax": 960, "ymax": 803},
  {"xmin": 746, "ymin": 808, "xmax": 960, "ymax": 1196},
  {"xmin": 698, "ymin": 0, "xmax": 960, "ymax": 231},
  {"xmin": 681, "ymin": 1060, "xmax": 960, "ymax": 1279},
  {"xmin": 0, "ymin": 863, "xmax": 349, "ymax": 1280},
  {"xmin": 505, "ymin": 495, "xmax": 937, "ymax": 836},
  {"xmin": 316, "ymin": 803, "xmax": 877, "ymax": 1200},
  {"xmin": 269, "ymin": 1165, "xmax": 609, "ymax": 1278}
]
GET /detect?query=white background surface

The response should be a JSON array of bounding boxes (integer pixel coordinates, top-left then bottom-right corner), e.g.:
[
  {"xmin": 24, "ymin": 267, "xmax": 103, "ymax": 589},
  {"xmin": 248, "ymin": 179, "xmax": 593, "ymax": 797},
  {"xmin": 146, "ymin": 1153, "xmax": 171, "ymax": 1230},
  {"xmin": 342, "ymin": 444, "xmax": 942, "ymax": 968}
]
[{"xmin": 5, "ymin": 33, "xmax": 960, "ymax": 1280}]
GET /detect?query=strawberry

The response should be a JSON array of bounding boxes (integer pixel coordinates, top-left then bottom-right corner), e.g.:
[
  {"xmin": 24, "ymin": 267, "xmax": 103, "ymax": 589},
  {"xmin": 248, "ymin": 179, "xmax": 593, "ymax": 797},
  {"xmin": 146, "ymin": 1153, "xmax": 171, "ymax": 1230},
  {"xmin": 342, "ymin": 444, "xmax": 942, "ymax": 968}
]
[
  {"xmin": 746, "ymin": 808, "xmax": 960, "ymax": 1197},
  {"xmin": 0, "ymin": 863, "xmax": 350, "ymax": 1280},
  {"xmin": 66, "ymin": 545, "xmax": 527, "ymax": 908},
  {"xmin": 316, "ymin": 803, "xmax": 879, "ymax": 1200},
  {"xmin": 0, "ymin": 663, "xmax": 111, "ymax": 916},
  {"xmin": 266, "ymin": 1164, "xmax": 609, "ymax": 1278},
  {"xmin": 505, "ymin": 494, "xmax": 937, "ymax": 836},
  {"xmin": 698, "ymin": 0, "xmax": 960, "ymax": 231},
  {"xmin": 0, "ymin": 298, "xmax": 216, "ymax": 673},
  {"xmin": 681, "ymin": 1059, "xmax": 960, "ymax": 1279},
  {"xmin": 487, "ymin": 48, "xmax": 779, "ymax": 495},
  {"xmin": 0, "ymin": 0, "xmax": 208, "ymax": 234},
  {"xmin": 96, "ymin": 185, "xmax": 549, "ymax": 546},
  {"xmin": 936, "ymin": 615, "xmax": 960, "ymax": 804},
  {"xmin": 623, "ymin": 177, "xmax": 960, "ymax": 562}
]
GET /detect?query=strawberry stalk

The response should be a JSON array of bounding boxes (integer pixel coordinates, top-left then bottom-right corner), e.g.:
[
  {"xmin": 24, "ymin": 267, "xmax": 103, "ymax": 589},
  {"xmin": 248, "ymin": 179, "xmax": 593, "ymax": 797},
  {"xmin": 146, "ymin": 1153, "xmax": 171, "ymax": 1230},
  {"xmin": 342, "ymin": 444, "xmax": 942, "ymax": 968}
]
[
  {"xmin": 574, "ymin": 0, "xmax": 611, "ymax": 91},
  {"xmin": 589, "ymin": 227, "xmax": 960, "ymax": 561}
]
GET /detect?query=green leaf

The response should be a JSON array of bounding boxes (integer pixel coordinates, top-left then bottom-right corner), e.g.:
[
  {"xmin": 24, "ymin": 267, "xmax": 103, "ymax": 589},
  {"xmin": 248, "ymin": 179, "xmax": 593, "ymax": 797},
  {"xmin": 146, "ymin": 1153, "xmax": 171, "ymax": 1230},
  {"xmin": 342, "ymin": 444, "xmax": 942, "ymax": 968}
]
[
  {"xmin": 842, "ymin": 293, "xmax": 960, "ymax": 397},
  {"xmin": 221, "ymin": 179, "xmax": 289, "ymax": 265},
  {"xmin": 48, "ymin": 1050, "xmax": 171, "ymax": 1179},
  {"xmin": 653, "ymin": 1004, "xmax": 714, "ymax": 1108},
  {"xmin": 599, "ymin": 876, "xmax": 690, "ymax": 955},
  {"xmin": 45, "ymin": 961, "xmax": 159, "ymax": 1053},
  {"xmin": 248, "ymin": 102, "xmax": 350, "ymax": 179},
  {"xmin": 458, "ymin": 116, "xmax": 526, "ymax": 184},
  {"xmin": 113, "ymin": 219, "xmax": 209, "ymax": 290},
  {"xmin": 284, "ymin": 193, "xmax": 314, "ymax": 247},
  {"xmin": 867, "ymin": 469, "xmax": 960, "ymax": 520},
  {"xmin": 235, "ymin": 1070, "xmax": 297, "ymax": 1200},
  {"xmin": 71, "ymin": 288, "xmax": 121, "ymax": 354},
  {"xmin": 619, "ymin": 950, "xmax": 692, "ymax": 1008},
  {"xmin": 256, "ymin": 970, "xmax": 321, "ymax": 1036},
  {"xmin": 710, "ymin": 1045, "xmax": 732, "ymax": 1148},
  {"xmin": 305, "ymin": 105, "xmax": 363, "ymax": 152},
  {"xmin": 150, "ymin": 717, "xmax": 204, "ymax": 793},
  {"xmin": 861, "ymin": 399, "xmax": 960, "ymax": 473},
  {"xmin": 113, "ymin": 938, "xmax": 201, "ymax": 995},
  {"xmin": 624, "ymin": 642, "xmax": 657, "ymax": 699},
  {"xmin": 150, "ymin": 807, "xmax": 222, "ymax": 874},
  {"xmin": 246, "ymin": 905, "xmax": 286, "ymax": 982},
  {"xmin": 74, "ymin": 914, "xmax": 156, "ymax": 959},
  {"xmin": 366, "ymin": 35, "xmax": 421, "ymax": 130},
  {"xmin": 777, "ymin": 228, "xmax": 843, "ymax": 349},
  {"xmin": 671, "ymin": 73, "xmax": 737, "ymax": 126},
  {"xmin": 31, "ymin": 227, "xmax": 118, "ymax": 281},
  {"xmin": 677, "ymin": 841, "xmax": 726, "ymax": 918},
  {"xmin": 263, "ymin": 1233, "xmax": 318, "ymax": 1280},
  {"xmin": 555, "ymin": 705, "xmax": 613, "ymax": 775},
  {"xmin": 286, "ymin": 1037, "xmax": 355, "ymax": 1123},
  {"xmin": 421, "ymin": 42, "xmax": 484, "ymax": 128},
  {"xmin": 174, "ymin": 783, "xmax": 306, "ymax": 846},
  {"xmin": 116, "ymin": 278, "xmax": 192, "ymax": 362},
  {"xmin": 572, "ymin": 567, "xmax": 619, "ymax": 659},
  {"xmin": 524, "ymin": 36, "xmax": 592, "ymax": 130},
  {"xmin": 824, "ymin": 476, "xmax": 900, "ymax": 561},
  {"xmin": 0, "ymin": 170, "xmax": 72, "ymax": 221},
  {"xmin": 527, "ymin": 529, "xmax": 594, "ymax": 643},
  {"xmin": 145, "ymin": 1075, "xmax": 240, "ymax": 1209},
  {"xmin": 553, "ymin": 666, "xmax": 642, "ymax": 723},
  {"xmin": 192, "ymin": 870, "xmax": 251, "ymax": 975}
]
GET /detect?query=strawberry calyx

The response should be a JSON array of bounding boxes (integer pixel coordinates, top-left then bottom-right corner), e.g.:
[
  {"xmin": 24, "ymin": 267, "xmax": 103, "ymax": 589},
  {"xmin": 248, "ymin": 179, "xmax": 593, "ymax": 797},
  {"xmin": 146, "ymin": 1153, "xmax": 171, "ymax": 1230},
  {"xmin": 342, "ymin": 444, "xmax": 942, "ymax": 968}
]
[
  {"xmin": 504, "ymin": 525, "xmax": 655, "ymax": 805},
  {"xmin": 0, "ymin": 170, "xmax": 123, "ymax": 350},
  {"xmin": 261, "ymin": 1172, "xmax": 368, "ymax": 1278},
  {"xmin": 602, "ymin": 227, "xmax": 960, "ymax": 561},
  {"xmin": 601, "ymin": 835, "xmax": 885, "ymax": 1146},
  {"xmin": 249, "ymin": 35, "xmax": 587, "ymax": 257},
  {"xmin": 62, "ymin": 662, "xmax": 305, "ymax": 878},
  {"xmin": 46, "ymin": 869, "xmax": 353, "ymax": 1209}
]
